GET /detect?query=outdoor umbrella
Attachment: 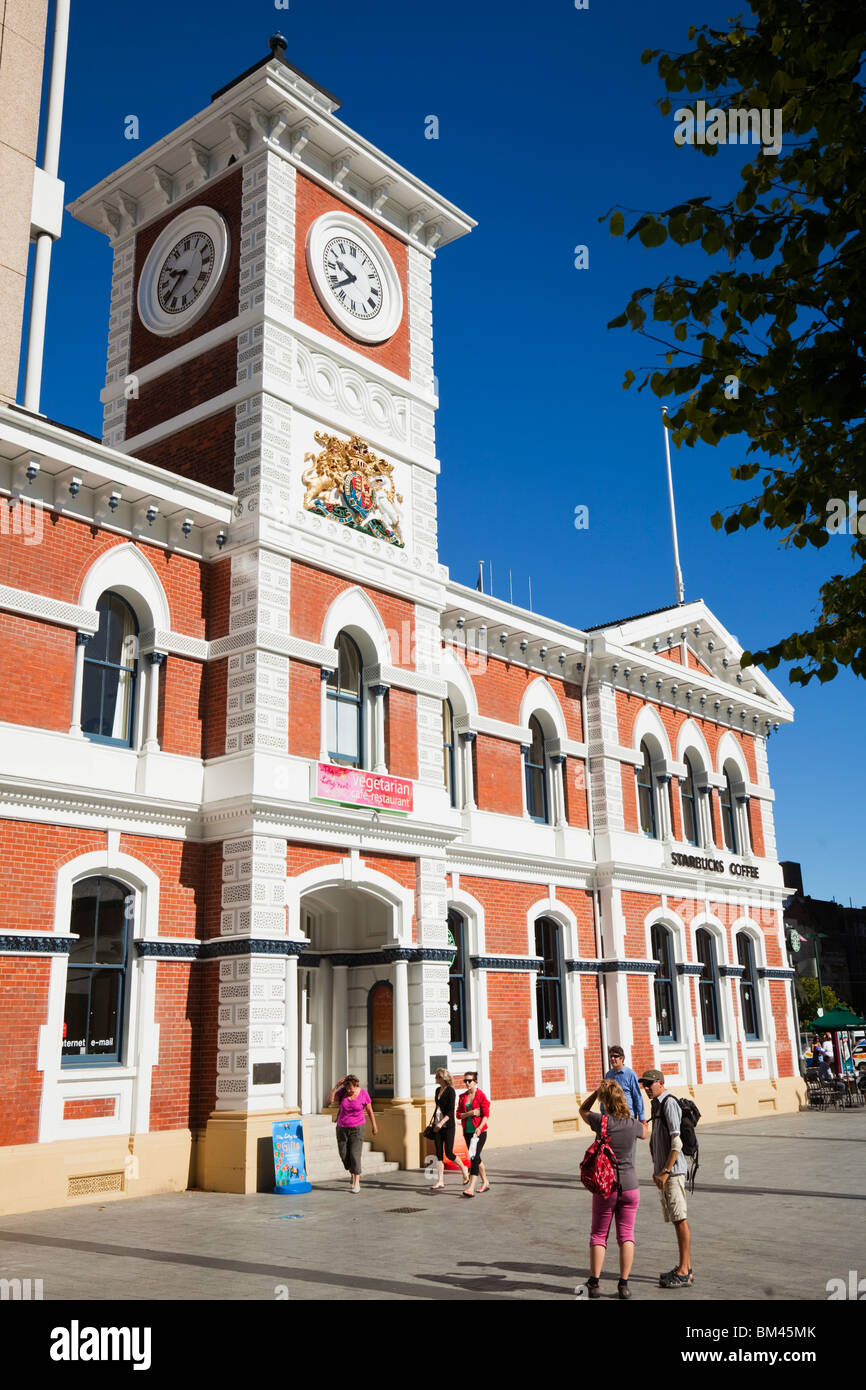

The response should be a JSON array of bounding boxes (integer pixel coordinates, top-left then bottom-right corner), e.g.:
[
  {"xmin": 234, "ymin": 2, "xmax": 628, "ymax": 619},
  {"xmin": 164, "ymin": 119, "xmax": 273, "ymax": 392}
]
[{"xmin": 806, "ymin": 1008, "xmax": 866, "ymax": 1077}]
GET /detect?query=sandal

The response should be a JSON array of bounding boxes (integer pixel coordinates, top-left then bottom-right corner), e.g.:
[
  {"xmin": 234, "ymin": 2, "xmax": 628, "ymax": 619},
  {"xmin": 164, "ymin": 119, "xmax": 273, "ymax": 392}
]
[{"xmin": 477, "ymin": 1182, "xmax": 490, "ymax": 1194}]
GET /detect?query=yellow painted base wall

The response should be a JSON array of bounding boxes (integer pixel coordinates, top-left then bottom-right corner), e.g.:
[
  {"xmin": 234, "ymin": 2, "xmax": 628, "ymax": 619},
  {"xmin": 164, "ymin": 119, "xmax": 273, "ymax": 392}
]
[
  {"xmin": 0, "ymin": 1077, "xmax": 806, "ymax": 1214},
  {"xmin": 471, "ymin": 1075, "xmax": 807, "ymax": 1154},
  {"xmin": 0, "ymin": 1128, "xmax": 196, "ymax": 1218}
]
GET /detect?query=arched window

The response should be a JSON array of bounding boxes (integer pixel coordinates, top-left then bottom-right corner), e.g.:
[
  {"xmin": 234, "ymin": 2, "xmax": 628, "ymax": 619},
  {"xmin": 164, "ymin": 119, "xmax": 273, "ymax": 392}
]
[
  {"xmin": 737, "ymin": 932, "xmax": 761, "ymax": 1040},
  {"xmin": 681, "ymin": 754, "xmax": 700, "ymax": 847},
  {"xmin": 62, "ymin": 877, "xmax": 133, "ymax": 1067},
  {"xmin": 720, "ymin": 766, "xmax": 738, "ymax": 853},
  {"xmin": 524, "ymin": 716, "xmax": 549, "ymax": 824},
  {"xmin": 535, "ymin": 917, "xmax": 563, "ymax": 1043},
  {"xmin": 651, "ymin": 924, "xmax": 678, "ymax": 1041},
  {"xmin": 326, "ymin": 632, "xmax": 363, "ymax": 767},
  {"xmin": 443, "ymin": 698, "xmax": 457, "ymax": 808},
  {"xmin": 636, "ymin": 741, "xmax": 657, "ymax": 838},
  {"xmin": 448, "ymin": 909, "xmax": 467, "ymax": 1048},
  {"xmin": 696, "ymin": 928, "xmax": 721, "ymax": 1040},
  {"xmin": 82, "ymin": 592, "xmax": 138, "ymax": 747}
]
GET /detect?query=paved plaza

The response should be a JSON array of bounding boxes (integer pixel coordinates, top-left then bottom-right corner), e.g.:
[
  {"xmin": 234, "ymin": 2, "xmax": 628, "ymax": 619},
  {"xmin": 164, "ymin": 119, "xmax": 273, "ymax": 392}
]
[{"xmin": 0, "ymin": 1109, "xmax": 862, "ymax": 1302}]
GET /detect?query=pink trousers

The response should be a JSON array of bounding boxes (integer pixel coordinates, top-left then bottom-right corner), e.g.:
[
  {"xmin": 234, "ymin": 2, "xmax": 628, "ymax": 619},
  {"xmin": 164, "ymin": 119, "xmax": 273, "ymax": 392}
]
[{"xmin": 589, "ymin": 1187, "xmax": 640, "ymax": 1247}]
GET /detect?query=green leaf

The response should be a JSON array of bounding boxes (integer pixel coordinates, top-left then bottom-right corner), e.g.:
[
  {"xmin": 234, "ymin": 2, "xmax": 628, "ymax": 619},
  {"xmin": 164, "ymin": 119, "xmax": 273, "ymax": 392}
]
[
  {"xmin": 610, "ymin": 211, "xmax": 625, "ymax": 237},
  {"xmin": 638, "ymin": 218, "xmax": 668, "ymax": 249},
  {"xmin": 622, "ymin": 369, "xmax": 636, "ymax": 390}
]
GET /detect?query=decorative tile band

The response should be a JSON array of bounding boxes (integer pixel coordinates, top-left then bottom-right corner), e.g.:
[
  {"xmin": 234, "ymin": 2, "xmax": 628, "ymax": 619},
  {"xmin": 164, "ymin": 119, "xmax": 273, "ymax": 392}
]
[
  {"xmin": 470, "ymin": 956, "xmax": 545, "ymax": 972},
  {"xmin": 0, "ymin": 933, "xmax": 73, "ymax": 954},
  {"xmin": 200, "ymin": 938, "xmax": 304, "ymax": 959},
  {"xmin": 135, "ymin": 940, "xmax": 200, "ymax": 959},
  {"xmin": 566, "ymin": 959, "xmax": 601, "ymax": 973},
  {"xmin": 758, "ymin": 967, "xmax": 795, "ymax": 980},
  {"xmin": 676, "ymin": 963, "xmax": 705, "ymax": 976},
  {"xmin": 719, "ymin": 965, "xmax": 746, "ymax": 978},
  {"xmin": 598, "ymin": 960, "xmax": 659, "ymax": 975},
  {"xmin": 309, "ymin": 947, "xmax": 452, "ymax": 968}
]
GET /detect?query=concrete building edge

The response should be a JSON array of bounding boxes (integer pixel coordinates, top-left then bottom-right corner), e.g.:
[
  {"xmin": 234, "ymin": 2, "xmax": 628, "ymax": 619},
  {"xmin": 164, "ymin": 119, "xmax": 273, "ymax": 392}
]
[{"xmin": 0, "ymin": 1079, "xmax": 806, "ymax": 1215}]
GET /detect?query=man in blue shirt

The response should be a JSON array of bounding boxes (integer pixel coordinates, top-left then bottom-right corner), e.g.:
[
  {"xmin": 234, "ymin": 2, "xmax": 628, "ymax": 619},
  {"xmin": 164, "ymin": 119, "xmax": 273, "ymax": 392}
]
[{"xmin": 604, "ymin": 1046, "xmax": 645, "ymax": 1120}]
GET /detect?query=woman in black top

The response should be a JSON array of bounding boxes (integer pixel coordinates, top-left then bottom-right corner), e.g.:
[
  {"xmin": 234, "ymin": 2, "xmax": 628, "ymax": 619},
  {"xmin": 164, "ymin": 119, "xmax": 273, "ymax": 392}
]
[{"xmin": 430, "ymin": 1068, "xmax": 469, "ymax": 1188}]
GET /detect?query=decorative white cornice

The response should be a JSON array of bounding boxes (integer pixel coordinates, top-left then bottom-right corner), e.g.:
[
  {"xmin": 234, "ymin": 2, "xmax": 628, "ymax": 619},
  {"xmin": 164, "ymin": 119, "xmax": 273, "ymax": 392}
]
[
  {"xmin": 588, "ymin": 741, "xmax": 644, "ymax": 768},
  {"xmin": 138, "ymin": 628, "xmax": 210, "ymax": 662},
  {"xmin": 67, "ymin": 58, "xmax": 476, "ymax": 256},
  {"xmin": 454, "ymin": 712, "xmax": 532, "ymax": 745},
  {"xmin": 0, "ymin": 584, "xmax": 99, "ymax": 635},
  {"xmin": 209, "ymin": 632, "xmax": 339, "ymax": 667},
  {"xmin": 548, "ymin": 737, "xmax": 588, "ymax": 759},
  {"xmin": 0, "ymin": 776, "xmax": 200, "ymax": 836},
  {"xmin": 0, "ymin": 406, "xmax": 235, "ymax": 560},
  {"xmin": 363, "ymin": 663, "xmax": 447, "ymax": 699}
]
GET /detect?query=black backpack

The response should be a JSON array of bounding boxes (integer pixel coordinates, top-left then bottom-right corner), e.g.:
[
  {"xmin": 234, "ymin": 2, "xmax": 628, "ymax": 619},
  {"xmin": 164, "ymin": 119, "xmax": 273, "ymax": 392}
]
[{"xmin": 654, "ymin": 1094, "xmax": 701, "ymax": 1191}]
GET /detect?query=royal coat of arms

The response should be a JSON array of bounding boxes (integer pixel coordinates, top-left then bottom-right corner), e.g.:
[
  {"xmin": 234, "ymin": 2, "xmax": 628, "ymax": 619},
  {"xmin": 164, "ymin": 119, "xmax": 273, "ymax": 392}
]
[{"xmin": 302, "ymin": 431, "xmax": 404, "ymax": 547}]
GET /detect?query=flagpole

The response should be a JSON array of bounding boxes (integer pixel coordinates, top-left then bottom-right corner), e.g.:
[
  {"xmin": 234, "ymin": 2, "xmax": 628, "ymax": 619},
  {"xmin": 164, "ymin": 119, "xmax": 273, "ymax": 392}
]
[
  {"xmin": 476, "ymin": 560, "xmax": 484, "ymax": 593},
  {"xmin": 662, "ymin": 409, "xmax": 686, "ymax": 606}
]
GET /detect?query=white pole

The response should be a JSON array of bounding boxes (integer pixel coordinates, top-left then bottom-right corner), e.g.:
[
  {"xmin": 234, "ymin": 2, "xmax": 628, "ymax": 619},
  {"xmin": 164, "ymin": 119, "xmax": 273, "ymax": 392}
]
[
  {"xmin": 22, "ymin": 0, "xmax": 72, "ymax": 414},
  {"xmin": 662, "ymin": 409, "xmax": 686, "ymax": 605}
]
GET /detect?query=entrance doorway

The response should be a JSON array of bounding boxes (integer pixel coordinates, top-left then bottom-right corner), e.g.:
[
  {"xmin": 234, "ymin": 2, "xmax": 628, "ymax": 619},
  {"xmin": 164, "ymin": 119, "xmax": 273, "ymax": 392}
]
[
  {"xmin": 368, "ymin": 980, "xmax": 394, "ymax": 1098},
  {"xmin": 298, "ymin": 883, "xmax": 396, "ymax": 1114}
]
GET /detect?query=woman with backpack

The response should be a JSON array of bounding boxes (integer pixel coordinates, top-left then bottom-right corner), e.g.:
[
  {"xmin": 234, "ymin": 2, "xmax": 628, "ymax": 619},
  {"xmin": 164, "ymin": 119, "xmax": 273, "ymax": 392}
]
[{"xmin": 579, "ymin": 1080, "xmax": 648, "ymax": 1299}]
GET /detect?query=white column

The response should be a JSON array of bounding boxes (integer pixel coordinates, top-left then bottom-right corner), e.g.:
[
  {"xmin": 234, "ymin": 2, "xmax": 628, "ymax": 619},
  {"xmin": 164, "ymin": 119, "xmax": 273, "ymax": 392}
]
[
  {"xmin": 317, "ymin": 958, "xmax": 332, "ymax": 1107},
  {"xmin": 284, "ymin": 955, "xmax": 299, "ymax": 1111},
  {"xmin": 371, "ymin": 684, "xmax": 388, "ymax": 773},
  {"xmin": 332, "ymin": 963, "xmax": 348, "ymax": 1079},
  {"xmin": 460, "ymin": 732, "xmax": 476, "ymax": 810},
  {"xmin": 319, "ymin": 667, "xmax": 333, "ymax": 762},
  {"xmin": 552, "ymin": 754, "xmax": 567, "ymax": 827},
  {"xmin": 143, "ymin": 652, "xmax": 165, "ymax": 752},
  {"xmin": 68, "ymin": 632, "xmax": 90, "ymax": 735},
  {"xmin": 393, "ymin": 956, "xmax": 411, "ymax": 1100}
]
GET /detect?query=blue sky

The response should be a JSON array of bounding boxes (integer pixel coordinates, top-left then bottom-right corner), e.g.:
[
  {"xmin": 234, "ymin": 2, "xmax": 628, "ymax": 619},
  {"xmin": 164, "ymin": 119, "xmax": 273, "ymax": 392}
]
[{"xmin": 28, "ymin": 0, "xmax": 864, "ymax": 903}]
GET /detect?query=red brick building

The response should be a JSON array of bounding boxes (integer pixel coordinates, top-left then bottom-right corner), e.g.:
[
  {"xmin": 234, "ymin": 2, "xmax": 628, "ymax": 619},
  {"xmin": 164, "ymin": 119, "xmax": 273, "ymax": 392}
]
[{"xmin": 0, "ymin": 40, "xmax": 801, "ymax": 1213}]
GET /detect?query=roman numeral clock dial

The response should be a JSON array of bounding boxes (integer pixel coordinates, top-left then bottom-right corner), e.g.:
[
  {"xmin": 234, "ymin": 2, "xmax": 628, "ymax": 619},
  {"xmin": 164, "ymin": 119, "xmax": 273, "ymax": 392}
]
[
  {"xmin": 306, "ymin": 212, "xmax": 403, "ymax": 344},
  {"xmin": 157, "ymin": 233, "xmax": 215, "ymax": 313},
  {"xmin": 136, "ymin": 206, "xmax": 230, "ymax": 336}
]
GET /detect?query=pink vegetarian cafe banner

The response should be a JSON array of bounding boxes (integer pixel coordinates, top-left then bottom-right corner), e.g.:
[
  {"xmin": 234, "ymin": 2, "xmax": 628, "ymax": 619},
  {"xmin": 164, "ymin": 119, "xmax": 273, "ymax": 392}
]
[{"xmin": 315, "ymin": 762, "xmax": 413, "ymax": 814}]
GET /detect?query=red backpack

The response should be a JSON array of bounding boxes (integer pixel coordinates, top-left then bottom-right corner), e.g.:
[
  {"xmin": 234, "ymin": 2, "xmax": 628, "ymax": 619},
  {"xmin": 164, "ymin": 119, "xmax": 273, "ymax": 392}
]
[{"xmin": 580, "ymin": 1115, "xmax": 620, "ymax": 1197}]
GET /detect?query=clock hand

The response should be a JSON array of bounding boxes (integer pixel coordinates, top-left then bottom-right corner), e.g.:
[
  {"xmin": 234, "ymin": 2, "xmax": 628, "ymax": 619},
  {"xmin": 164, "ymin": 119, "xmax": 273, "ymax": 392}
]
[{"xmin": 331, "ymin": 274, "xmax": 358, "ymax": 289}]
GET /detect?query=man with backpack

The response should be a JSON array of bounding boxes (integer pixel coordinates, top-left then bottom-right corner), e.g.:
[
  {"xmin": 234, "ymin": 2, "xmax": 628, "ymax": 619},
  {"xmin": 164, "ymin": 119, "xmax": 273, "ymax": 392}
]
[{"xmin": 639, "ymin": 1069, "xmax": 693, "ymax": 1289}]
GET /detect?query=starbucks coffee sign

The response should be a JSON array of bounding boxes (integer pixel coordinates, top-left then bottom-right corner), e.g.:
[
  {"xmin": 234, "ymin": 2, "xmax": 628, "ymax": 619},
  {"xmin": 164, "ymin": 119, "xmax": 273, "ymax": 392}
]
[{"xmin": 671, "ymin": 851, "xmax": 759, "ymax": 880}]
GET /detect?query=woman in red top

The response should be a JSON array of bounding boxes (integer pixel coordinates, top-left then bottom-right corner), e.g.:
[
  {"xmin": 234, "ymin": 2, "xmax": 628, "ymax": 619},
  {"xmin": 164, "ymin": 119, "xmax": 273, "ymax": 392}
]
[{"xmin": 458, "ymin": 1071, "xmax": 490, "ymax": 1197}]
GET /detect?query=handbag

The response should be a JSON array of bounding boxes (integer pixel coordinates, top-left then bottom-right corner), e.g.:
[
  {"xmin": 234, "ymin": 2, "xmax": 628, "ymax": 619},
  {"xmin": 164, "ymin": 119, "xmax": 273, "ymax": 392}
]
[
  {"xmin": 424, "ymin": 1102, "xmax": 443, "ymax": 1142},
  {"xmin": 579, "ymin": 1114, "xmax": 620, "ymax": 1197}
]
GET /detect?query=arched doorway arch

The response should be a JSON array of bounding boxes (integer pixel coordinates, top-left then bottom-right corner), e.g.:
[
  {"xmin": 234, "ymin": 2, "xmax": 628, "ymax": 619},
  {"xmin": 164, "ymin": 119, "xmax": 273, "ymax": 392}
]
[{"xmin": 294, "ymin": 872, "xmax": 412, "ymax": 1114}]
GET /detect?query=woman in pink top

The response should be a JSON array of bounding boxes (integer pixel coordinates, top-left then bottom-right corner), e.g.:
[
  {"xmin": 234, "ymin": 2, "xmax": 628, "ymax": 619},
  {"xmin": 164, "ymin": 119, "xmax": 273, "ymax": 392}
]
[{"xmin": 327, "ymin": 1074, "xmax": 377, "ymax": 1193}]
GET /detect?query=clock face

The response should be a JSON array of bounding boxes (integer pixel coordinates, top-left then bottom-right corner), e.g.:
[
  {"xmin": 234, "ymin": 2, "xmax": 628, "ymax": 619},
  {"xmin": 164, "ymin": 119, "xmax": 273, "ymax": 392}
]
[
  {"xmin": 157, "ymin": 232, "xmax": 216, "ymax": 315},
  {"xmin": 306, "ymin": 212, "xmax": 403, "ymax": 344},
  {"xmin": 322, "ymin": 236, "xmax": 383, "ymax": 321},
  {"xmin": 137, "ymin": 206, "xmax": 230, "ymax": 336}
]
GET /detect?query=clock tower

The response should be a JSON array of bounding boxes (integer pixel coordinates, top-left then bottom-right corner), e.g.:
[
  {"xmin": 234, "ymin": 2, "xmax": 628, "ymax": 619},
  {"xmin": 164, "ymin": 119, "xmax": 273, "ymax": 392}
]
[{"xmin": 69, "ymin": 34, "xmax": 474, "ymax": 1187}]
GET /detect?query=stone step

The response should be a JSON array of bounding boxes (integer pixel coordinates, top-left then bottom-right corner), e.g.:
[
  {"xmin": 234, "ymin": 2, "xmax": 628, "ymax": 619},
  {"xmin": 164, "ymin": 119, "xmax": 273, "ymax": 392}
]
[{"xmin": 298, "ymin": 1115, "xmax": 400, "ymax": 1183}]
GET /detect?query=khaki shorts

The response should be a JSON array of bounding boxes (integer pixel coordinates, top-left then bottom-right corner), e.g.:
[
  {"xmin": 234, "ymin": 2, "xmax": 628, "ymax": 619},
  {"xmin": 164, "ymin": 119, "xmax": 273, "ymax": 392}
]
[{"xmin": 658, "ymin": 1173, "xmax": 688, "ymax": 1223}]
